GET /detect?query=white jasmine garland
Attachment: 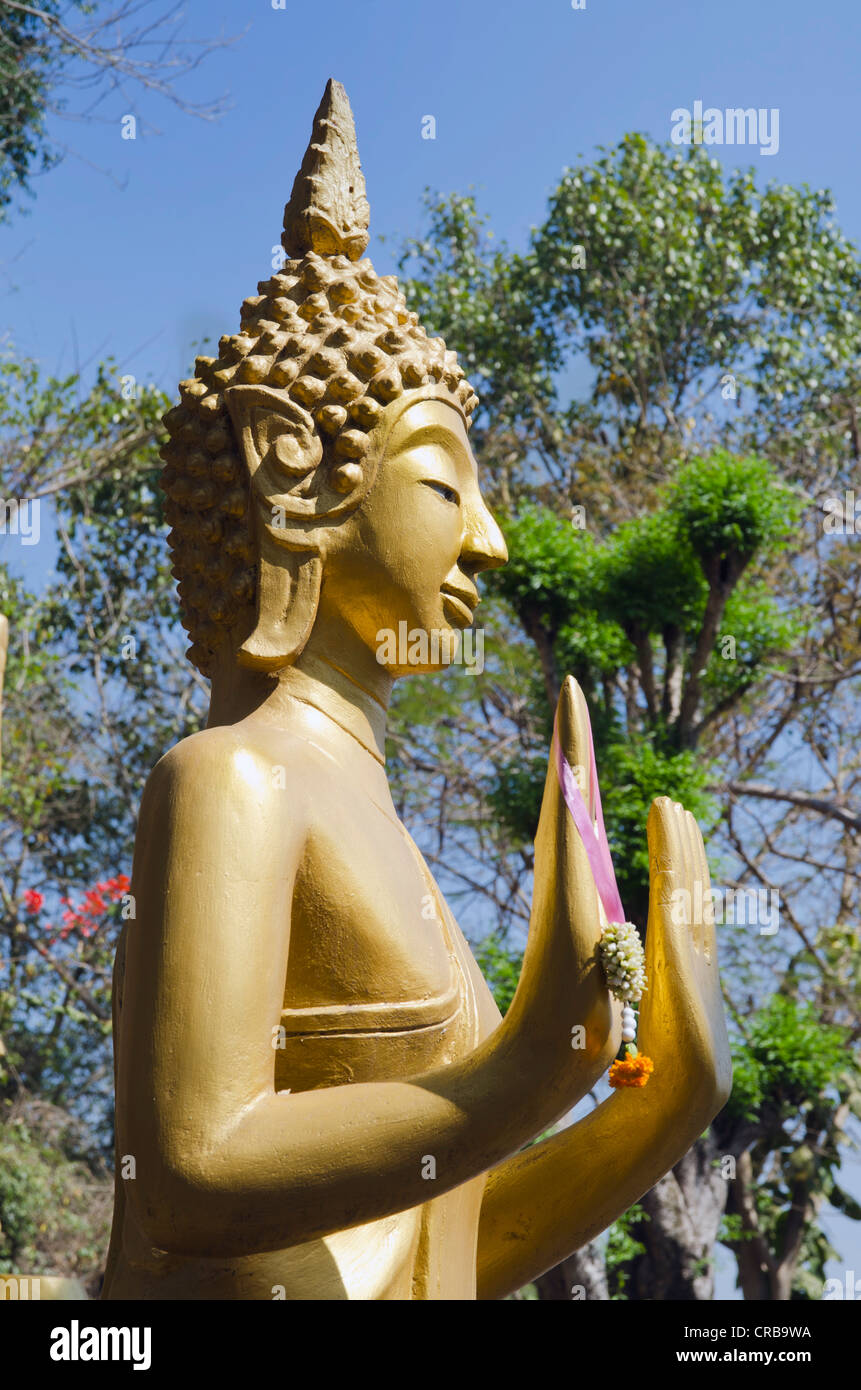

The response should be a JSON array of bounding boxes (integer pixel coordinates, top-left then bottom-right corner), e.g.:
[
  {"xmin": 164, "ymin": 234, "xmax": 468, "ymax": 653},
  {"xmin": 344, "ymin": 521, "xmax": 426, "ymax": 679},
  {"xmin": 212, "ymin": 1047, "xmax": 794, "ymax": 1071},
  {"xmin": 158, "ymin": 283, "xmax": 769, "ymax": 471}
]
[{"xmin": 599, "ymin": 921, "xmax": 647, "ymax": 1003}]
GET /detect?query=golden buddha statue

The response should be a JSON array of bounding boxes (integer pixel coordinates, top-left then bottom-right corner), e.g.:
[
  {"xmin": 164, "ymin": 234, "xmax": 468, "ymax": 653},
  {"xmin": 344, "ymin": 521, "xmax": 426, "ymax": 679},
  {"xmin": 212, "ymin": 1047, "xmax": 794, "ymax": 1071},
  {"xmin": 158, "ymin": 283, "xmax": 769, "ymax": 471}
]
[{"xmin": 102, "ymin": 80, "xmax": 731, "ymax": 1301}]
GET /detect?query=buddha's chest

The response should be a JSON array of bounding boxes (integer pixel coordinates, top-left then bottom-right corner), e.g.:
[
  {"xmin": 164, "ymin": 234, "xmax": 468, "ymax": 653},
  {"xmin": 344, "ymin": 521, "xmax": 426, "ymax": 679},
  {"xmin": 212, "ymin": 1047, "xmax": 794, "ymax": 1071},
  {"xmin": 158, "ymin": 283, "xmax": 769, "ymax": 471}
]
[{"xmin": 275, "ymin": 798, "xmax": 497, "ymax": 1092}]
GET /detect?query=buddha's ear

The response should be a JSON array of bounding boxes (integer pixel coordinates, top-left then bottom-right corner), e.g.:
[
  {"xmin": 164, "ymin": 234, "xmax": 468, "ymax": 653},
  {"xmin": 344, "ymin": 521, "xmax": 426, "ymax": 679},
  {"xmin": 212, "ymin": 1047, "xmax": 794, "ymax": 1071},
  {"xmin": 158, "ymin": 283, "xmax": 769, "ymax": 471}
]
[
  {"xmin": 224, "ymin": 384, "xmax": 322, "ymax": 490},
  {"xmin": 224, "ymin": 384, "xmax": 324, "ymax": 672}
]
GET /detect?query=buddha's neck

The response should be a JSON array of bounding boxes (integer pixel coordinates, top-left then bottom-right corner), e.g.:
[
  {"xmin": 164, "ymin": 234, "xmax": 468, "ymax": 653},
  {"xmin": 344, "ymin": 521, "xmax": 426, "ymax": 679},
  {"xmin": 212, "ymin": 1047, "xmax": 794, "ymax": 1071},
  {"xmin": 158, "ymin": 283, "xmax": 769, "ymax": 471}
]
[{"xmin": 207, "ymin": 635, "xmax": 392, "ymax": 767}]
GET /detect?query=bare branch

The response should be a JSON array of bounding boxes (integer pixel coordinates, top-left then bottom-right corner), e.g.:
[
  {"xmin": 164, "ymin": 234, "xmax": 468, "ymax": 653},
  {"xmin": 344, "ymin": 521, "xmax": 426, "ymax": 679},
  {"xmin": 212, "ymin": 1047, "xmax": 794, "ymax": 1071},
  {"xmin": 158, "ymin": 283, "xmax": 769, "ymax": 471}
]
[{"xmin": 715, "ymin": 780, "xmax": 861, "ymax": 833}]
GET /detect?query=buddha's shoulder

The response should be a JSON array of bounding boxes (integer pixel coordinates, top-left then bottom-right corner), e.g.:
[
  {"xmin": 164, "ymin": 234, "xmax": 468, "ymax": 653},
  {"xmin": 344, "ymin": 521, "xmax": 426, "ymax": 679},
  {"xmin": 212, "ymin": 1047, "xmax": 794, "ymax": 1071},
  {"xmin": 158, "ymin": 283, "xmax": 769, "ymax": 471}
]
[{"xmin": 145, "ymin": 722, "xmax": 325, "ymax": 805}]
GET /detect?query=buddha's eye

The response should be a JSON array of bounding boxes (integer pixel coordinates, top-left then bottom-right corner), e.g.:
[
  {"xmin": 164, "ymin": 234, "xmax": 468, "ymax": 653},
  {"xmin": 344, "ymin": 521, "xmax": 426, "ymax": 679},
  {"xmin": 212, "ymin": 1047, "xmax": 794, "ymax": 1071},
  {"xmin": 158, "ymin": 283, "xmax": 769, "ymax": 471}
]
[{"xmin": 423, "ymin": 480, "xmax": 460, "ymax": 506}]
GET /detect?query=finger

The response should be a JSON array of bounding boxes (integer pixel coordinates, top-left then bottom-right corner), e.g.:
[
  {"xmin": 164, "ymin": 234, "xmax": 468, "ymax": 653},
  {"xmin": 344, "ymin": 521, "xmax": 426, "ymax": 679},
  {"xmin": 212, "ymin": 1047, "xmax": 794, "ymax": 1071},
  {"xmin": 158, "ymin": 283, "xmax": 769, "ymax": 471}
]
[
  {"xmin": 535, "ymin": 677, "xmax": 591, "ymax": 848},
  {"xmin": 644, "ymin": 796, "xmax": 678, "ymax": 1036},
  {"xmin": 552, "ymin": 677, "xmax": 605, "ymax": 915},
  {"xmin": 686, "ymin": 809, "xmax": 716, "ymax": 965},
  {"xmin": 673, "ymin": 803, "xmax": 701, "ymax": 954},
  {"xmin": 536, "ymin": 681, "xmax": 575, "ymax": 834},
  {"xmin": 646, "ymin": 796, "xmax": 690, "ymax": 975},
  {"xmin": 646, "ymin": 795, "xmax": 679, "ymax": 881},
  {"xmin": 555, "ymin": 675, "xmax": 594, "ymax": 819},
  {"xmin": 532, "ymin": 677, "xmax": 603, "ymax": 957}
]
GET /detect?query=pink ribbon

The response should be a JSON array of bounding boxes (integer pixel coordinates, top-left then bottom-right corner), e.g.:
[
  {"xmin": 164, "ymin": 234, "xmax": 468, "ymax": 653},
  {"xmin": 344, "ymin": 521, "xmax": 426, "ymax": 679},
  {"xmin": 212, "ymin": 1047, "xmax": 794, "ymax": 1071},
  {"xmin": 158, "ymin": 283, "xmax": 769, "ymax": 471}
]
[{"xmin": 553, "ymin": 708, "xmax": 626, "ymax": 926}]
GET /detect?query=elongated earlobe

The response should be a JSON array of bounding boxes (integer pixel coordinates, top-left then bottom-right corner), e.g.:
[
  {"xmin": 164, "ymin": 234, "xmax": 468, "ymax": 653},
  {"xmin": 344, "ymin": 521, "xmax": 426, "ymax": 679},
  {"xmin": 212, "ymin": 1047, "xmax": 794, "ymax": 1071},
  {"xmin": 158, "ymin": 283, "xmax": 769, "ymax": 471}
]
[{"xmin": 238, "ymin": 546, "xmax": 322, "ymax": 671}]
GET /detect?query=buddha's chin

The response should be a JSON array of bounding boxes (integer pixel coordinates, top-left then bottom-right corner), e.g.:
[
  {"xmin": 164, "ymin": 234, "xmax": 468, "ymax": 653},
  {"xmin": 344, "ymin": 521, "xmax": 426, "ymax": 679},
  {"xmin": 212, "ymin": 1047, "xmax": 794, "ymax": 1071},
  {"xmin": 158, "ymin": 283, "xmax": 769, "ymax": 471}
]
[
  {"xmin": 377, "ymin": 613, "xmax": 468, "ymax": 678},
  {"xmin": 392, "ymin": 660, "xmax": 460, "ymax": 680}
]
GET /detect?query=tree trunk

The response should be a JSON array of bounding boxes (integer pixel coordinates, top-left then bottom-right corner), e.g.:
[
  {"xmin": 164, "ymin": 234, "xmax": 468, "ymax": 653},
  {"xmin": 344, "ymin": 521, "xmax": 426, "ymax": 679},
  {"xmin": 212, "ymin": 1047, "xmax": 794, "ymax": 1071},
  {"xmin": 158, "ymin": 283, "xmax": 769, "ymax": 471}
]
[
  {"xmin": 624, "ymin": 1133, "xmax": 730, "ymax": 1300},
  {"xmin": 534, "ymin": 1241, "xmax": 609, "ymax": 1300}
]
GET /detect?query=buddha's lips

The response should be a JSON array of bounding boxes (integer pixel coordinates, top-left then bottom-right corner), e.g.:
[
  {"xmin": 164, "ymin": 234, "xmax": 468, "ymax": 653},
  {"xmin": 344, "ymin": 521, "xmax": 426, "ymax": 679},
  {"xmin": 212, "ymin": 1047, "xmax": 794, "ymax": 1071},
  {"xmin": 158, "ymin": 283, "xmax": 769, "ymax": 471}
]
[
  {"xmin": 440, "ymin": 590, "xmax": 477, "ymax": 625},
  {"xmin": 553, "ymin": 709, "xmax": 626, "ymax": 927}
]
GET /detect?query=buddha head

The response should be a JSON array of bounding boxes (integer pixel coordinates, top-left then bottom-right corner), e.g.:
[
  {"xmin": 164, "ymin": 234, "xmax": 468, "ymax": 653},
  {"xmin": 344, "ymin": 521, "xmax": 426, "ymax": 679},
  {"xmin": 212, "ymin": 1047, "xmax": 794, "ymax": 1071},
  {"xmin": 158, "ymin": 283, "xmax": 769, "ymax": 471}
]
[{"xmin": 160, "ymin": 80, "xmax": 506, "ymax": 684}]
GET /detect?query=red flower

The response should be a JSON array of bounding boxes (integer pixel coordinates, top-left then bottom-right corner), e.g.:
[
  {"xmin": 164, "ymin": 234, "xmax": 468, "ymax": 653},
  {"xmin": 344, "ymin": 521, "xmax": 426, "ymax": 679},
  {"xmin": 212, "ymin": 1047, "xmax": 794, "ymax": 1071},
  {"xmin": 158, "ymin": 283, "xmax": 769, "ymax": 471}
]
[
  {"xmin": 97, "ymin": 874, "xmax": 130, "ymax": 901},
  {"xmin": 24, "ymin": 872, "xmax": 129, "ymax": 942},
  {"xmin": 83, "ymin": 889, "xmax": 106, "ymax": 917}
]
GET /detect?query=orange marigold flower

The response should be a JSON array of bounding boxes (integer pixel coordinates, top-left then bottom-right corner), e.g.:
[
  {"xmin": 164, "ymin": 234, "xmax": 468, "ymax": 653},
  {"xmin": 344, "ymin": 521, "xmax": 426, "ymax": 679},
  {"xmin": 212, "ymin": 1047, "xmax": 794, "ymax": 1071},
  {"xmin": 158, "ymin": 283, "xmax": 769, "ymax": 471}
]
[{"xmin": 608, "ymin": 1051, "xmax": 654, "ymax": 1089}]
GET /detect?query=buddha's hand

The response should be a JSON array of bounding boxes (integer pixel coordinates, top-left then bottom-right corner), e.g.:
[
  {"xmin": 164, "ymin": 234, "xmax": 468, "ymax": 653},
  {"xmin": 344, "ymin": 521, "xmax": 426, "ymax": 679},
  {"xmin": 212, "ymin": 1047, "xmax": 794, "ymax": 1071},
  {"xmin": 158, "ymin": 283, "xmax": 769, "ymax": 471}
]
[
  {"xmin": 636, "ymin": 798, "xmax": 733, "ymax": 1126},
  {"xmin": 506, "ymin": 676, "xmax": 620, "ymax": 1095}
]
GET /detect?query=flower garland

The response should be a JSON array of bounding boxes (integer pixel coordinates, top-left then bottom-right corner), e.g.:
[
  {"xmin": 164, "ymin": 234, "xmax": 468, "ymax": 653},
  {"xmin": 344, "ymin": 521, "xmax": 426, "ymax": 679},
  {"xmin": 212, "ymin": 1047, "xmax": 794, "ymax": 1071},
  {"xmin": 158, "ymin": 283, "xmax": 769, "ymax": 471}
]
[
  {"xmin": 597, "ymin": 920, "xmax": 651, "ymax": 1088},
  {"xmin": 554, "ymin": 709, "xmax": 653, "ymax": 1089}
]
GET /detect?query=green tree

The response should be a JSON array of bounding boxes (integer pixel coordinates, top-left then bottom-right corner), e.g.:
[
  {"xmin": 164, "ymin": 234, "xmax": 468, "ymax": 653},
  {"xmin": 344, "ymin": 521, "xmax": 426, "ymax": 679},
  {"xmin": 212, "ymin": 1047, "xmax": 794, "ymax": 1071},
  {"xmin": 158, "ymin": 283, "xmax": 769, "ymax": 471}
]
[{"xmin": 0, "ymin": 351, "xmax": 207, "ymax": 1282}]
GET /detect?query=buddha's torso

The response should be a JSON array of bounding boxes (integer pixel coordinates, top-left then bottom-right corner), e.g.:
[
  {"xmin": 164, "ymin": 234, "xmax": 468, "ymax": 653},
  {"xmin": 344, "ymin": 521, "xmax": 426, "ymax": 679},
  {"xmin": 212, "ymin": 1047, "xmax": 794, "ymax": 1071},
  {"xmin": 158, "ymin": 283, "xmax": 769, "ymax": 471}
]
[{"xmin": 104, "ymin": 704, "xmax": 503, "ymax": 1300}]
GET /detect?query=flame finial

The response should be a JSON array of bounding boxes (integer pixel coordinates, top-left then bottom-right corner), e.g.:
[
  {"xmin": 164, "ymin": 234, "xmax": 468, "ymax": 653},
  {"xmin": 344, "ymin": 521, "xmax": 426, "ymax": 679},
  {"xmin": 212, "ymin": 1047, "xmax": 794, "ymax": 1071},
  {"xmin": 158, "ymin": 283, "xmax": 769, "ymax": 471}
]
[{"xmin": 282, "ymin": 79, "xmax": 370, "ymax": 262}]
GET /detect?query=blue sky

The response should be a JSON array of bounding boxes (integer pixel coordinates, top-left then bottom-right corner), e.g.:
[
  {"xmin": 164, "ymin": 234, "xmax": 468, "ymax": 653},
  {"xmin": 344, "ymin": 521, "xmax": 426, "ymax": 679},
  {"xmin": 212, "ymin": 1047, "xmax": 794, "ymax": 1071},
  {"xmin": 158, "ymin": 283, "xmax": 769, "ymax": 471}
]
[
  {"xmin": 3, "ymin": 0, "xmax": 861, "ymax": 393},
  {"xmin": 2, "ymin": 0, "xmax": 860, "ymax": 1299}
]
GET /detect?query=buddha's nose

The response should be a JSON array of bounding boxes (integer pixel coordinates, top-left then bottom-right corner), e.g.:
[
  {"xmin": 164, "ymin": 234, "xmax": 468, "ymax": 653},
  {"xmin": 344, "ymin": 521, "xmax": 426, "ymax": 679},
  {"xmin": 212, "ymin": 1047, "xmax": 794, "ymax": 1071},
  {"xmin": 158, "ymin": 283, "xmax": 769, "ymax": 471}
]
[{"xmin": 460, "ymin": 493, "xmax": 508, "ymax": 576}]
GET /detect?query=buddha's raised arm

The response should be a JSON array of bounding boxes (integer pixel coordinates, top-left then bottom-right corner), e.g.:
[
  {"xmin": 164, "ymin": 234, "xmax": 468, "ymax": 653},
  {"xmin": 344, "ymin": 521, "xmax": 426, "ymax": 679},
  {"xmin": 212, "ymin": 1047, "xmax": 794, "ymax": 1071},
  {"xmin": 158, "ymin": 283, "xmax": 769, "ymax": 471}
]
[{"xmin": 117, "ymin": 686, "xmax": 621, "ymax": 1259}]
